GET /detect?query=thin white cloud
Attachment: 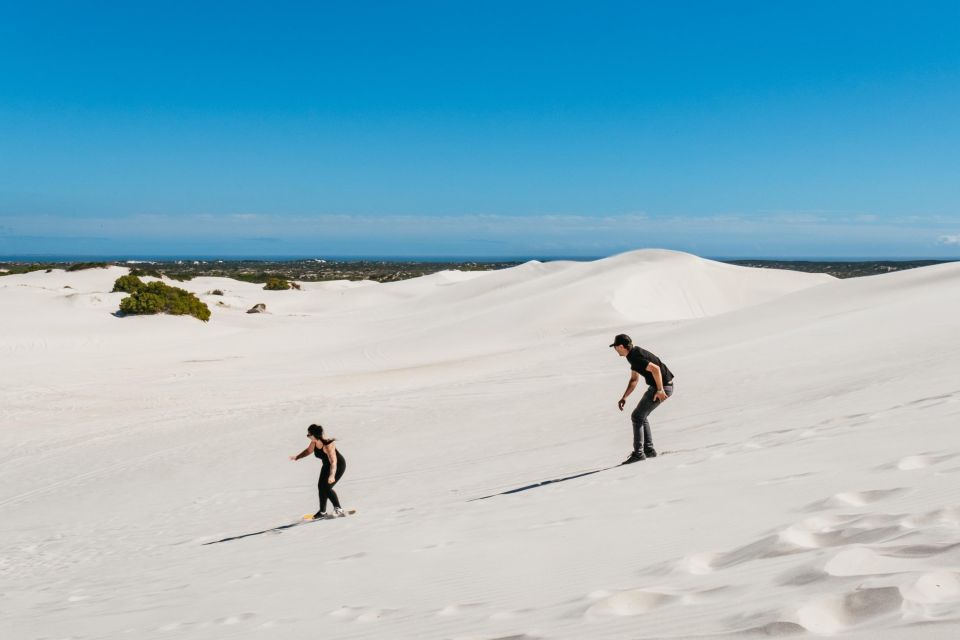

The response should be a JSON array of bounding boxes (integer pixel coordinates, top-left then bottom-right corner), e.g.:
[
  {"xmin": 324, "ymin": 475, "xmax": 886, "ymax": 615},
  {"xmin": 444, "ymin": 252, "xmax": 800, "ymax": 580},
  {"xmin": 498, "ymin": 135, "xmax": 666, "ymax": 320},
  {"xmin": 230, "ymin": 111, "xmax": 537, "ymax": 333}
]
[
  {"xmin": 2, "ymin": 211, "xmax": 958, "ymax": 257},
  {"xmin": 0, "ymin": 210, "xmax": 947, "ymax": 238}
]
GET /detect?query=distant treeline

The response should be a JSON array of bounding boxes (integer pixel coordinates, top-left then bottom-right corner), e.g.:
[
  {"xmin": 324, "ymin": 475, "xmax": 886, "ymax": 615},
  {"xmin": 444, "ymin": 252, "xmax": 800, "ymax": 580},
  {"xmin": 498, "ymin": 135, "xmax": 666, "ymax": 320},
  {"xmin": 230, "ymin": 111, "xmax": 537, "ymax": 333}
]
[
  {"xmin": 1, "ymin": 258, "xmax": 955, "ymax": 282},
  {"xmin": 0, "ymin": 262, "xmax": 111, "ymax": 275},
  {"xmin": 0, "ymin": 259, "xmax": 522, "ymax": 283},
  {"xmin": 724, "ymin": 260, "xmax": 953, "ymax": 279}
]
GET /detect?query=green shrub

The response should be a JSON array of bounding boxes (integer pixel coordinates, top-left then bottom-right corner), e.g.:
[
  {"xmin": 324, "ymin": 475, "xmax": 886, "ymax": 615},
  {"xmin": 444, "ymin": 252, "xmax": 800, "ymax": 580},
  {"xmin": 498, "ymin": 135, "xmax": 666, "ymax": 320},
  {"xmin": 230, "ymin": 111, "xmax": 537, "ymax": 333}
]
[
  {"xmin": 67, "ymin": 262, "xmax": 109, "ymax": 271},
  {"xmin": 119, "ymin": 288, "xmax": 164, "ymax": 315},
  {"xmin": 112, "ymin": 274, "xmax": 144, "ymax": 293},
  {"xmin": 118, "ymin": 281, "xmax": 211, "ymax": 322},
  {"xmin": 234, "ymin": 272, "xmax": 269, "ymax": 283},
  {"xmin": 263, "ymin": 277, "xmax": 291, "ymax": 290},
  {"xmin": 0, "ymin": 264, "xmax": 59, "ymax": 276},
  {"xmin": 126, "ymin": 267, "xmax": 192, "ymax": 281},
  {"xmin": 129, "ymin": 267, "xmax": 162, "ymax": 278},
  {"xmin": 208, "ymin": 289, "xmax": 224, "ymax": 296}
]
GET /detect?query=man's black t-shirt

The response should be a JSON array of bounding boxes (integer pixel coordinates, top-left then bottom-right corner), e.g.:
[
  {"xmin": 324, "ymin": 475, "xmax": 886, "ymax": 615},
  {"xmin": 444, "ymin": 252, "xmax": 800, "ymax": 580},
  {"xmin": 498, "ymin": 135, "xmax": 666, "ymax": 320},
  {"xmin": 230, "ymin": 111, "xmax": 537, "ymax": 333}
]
[{"xmin": 627, "ymin": 346, "xmax": 674, "ymax": 388}]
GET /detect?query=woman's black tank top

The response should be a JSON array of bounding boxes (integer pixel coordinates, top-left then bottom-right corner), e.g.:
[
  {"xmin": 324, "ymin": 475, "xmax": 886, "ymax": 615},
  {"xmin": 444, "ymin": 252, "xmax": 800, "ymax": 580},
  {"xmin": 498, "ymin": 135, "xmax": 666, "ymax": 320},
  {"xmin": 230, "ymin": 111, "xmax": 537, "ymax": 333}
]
[{"xmin": 315, "ymin": 444, "xmax": 345, "ymax": 468}]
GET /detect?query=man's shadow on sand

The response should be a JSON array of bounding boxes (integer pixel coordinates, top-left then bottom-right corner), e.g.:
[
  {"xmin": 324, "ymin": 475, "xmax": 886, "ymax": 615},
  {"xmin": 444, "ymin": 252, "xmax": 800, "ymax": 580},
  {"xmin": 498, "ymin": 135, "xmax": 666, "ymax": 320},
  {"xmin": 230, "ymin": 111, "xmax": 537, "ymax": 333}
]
[
  {"xmin": 468, "ymin": 465, "xmax": 621, "ymax": 502},
  {"xmin": 468, "ymin": 450, "xmax": 687, "ymax": 501}
]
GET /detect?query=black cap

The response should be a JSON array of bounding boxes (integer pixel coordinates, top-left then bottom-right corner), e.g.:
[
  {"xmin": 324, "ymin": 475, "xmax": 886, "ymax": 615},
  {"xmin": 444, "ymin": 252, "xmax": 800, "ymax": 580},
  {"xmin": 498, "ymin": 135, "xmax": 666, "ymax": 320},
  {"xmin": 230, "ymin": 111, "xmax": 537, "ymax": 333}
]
[{"xmin": 609, "ymin": 334, "xmax": 632, "ymax": 348}]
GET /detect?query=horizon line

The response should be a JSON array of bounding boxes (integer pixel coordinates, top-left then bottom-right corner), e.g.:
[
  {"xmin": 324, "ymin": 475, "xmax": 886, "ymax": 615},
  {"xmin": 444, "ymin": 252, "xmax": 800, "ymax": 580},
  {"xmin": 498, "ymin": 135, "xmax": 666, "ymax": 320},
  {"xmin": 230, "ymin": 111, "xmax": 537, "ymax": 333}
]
[{"xmin": 1, "ymin": 253, "xmax": 957, "ymax": 264}]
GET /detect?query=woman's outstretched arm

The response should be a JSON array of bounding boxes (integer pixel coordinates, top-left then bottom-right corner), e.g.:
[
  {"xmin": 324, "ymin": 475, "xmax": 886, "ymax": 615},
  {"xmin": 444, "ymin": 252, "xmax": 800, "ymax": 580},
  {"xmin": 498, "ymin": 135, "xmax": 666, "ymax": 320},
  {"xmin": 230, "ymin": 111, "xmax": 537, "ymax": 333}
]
[{"xmin": 289, "ymin": 441, "xmax": 316, "ymax": 461}]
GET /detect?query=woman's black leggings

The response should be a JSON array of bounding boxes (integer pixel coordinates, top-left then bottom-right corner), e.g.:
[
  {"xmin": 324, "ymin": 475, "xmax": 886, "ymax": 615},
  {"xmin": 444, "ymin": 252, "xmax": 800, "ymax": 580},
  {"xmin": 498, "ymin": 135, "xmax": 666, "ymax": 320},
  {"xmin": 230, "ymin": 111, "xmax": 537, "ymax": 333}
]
[{"xmin": 318, "ymin": 462, "xmax": 346, "ymax": 512}]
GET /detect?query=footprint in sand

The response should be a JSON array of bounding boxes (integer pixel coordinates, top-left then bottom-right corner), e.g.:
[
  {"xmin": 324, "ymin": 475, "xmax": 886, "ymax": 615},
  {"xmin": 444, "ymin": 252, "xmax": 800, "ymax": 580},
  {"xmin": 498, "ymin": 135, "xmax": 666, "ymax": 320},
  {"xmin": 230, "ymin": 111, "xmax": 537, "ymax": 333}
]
[
  {"xmin": 902, "ymin": 571, "xmax": 960, "ymax": 604},
  {"xmin": 676, "ymin": 456, "xmax": 711, "ymax": 469},
  {"xmin": 681, "ymin": 553, "xmax": 721, "ymax": 575},
  {"xmin": 435, "ymin": 602, "xmax": 485, "ymax": 617},
  {"xmin": 586, "ymin": 584, "xmax": 734, "ymax": 619},
  {"xmin": 257, "ymin": 617, "xmax": 297, "ymax": 629},
  {"xmin": 758, "ymin": 472, "xmax": 815, "ymax": 486},
  {"xmin": 528, "ymin": 516, "xmax": 581, "ymax": 529},
  {"xmin": 779, "ymin": 513, "xmax": 904, "ymax": 549},
  {"xmin": 802, "ymin": 488, "xmax": 906, "ymax": 511},
  {"xmin": 216, "ymin": 612, "xmax": 257, "ymax": 625},
  {"xmin": 414, "ymin": 541, "xmax": 453, "ymax": 552},
  {"xmin": 897, "ymin": 453, "xmax": 957, "ymax": 471},
  {"xmin": 585, "ymin": 588, "xmax": 677, "ymax": 617},
  {"xmin": 775, "ymin": 564, "xmax": 831, "ymax": 587},
  {"xmin": 488, "ymin": 608, "xmax": 535, "ymax": 621},
  {"xmin": 832, "ymin": 489, "xmax": 907, "ymax": 507},
  {"xmin": 328, "ymin": 605, "xmax": 399, "ymax": 622},
  {"xmin": 739, "ymin": 620, "xmax": 808, "ymax": 636},
  {"xmin": 825, "ymin": 547, "xmax": 928, "ymax": 576},
  {"xmin": 900, "ymin": 506, "xmax": 960, "ymax": 530},
  {"xmin": 898, "ymin": 455, "xmax": 936, "ymax": 471},
  {"xmin": 795, "ymin": 586, "xmax": 903, "ymax": 635},
  {"xmin": 724, "ymin": 611, "xmax": 809, "ymax": 636},
  {"xmin": 633, "ymin": 498, "xmax": 683, "ymax": 513},
  {"xmin": 824, "ymin": 542, "xmax": 960, "ymax": 576}
]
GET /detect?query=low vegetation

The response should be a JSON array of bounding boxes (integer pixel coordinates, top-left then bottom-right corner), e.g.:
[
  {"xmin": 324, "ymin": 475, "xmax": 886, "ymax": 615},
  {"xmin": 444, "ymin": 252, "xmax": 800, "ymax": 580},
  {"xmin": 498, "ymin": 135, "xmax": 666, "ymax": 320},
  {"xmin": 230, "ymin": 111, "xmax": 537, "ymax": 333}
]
[
  {"xmin": 115, "ymin": 279, "xmax": 211, "ymax": 322},
  {"xmin": 66, "ymin": 262, "xmax": 109, "ymax": 271},
  {"xmin": 0, "ymin": 262, "xmax": 108, "ymax": 276},
  {"xmin": 112, "ymin": 274, "xmax": 144, "ymax": 293},
  {"xmin": 129, "ymin": 267, "xmax": 193, "ymax": 281},
  {"xmin": 263, "ymin": 277, "xmax": 292, "ymax": 290},
  {"xmin": 144, "ymin": 259, "xmax": 522, "ymax": 284}
]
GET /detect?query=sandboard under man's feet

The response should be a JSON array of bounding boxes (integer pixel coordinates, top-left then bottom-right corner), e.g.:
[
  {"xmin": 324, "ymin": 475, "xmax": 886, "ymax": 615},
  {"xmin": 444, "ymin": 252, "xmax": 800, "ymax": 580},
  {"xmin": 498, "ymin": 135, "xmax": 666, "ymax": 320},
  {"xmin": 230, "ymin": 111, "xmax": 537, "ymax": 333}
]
[
  {"xmin": 302, "ymin": 508, "xmax": 357, "ymax": 521},
  {"xmin": 621, "ymin": 448, "xmax": 666, "ymax": 465}
]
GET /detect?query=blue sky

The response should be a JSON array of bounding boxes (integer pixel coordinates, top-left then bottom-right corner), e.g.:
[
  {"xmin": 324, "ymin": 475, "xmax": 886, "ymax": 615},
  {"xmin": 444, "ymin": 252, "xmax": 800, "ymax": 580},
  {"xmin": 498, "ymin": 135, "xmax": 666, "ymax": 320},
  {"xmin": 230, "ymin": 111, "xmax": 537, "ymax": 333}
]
[{"xmin": 1, "ymin": 1, "xmax": 958, "ymax": 258}]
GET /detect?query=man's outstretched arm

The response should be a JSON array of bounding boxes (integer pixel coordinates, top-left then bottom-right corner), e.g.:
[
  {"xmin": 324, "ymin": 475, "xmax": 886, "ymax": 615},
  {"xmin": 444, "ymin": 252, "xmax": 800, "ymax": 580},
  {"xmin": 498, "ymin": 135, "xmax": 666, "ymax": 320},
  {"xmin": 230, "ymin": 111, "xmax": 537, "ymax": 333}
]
[{"xmin": 618, "ymin": 371, "xmax": 640, "ymax": 411}]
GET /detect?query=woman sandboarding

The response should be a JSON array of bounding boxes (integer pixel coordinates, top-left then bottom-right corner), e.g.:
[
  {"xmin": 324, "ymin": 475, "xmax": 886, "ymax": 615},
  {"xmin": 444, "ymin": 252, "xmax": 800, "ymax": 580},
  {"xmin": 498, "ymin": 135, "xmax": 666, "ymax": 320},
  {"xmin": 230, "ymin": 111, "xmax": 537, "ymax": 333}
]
[{"xmin": 289, "ymin": 423, "xmax": 353, "ymax": 520}]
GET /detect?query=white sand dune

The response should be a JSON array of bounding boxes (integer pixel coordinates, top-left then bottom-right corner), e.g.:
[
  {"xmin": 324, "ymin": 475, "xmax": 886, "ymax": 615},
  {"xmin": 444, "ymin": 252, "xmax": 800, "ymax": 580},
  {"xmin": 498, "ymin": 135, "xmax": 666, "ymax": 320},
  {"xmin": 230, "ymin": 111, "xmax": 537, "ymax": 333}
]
[{"xmin": 2, "ymin": 249, "xmax": 959, "ymax": 639}]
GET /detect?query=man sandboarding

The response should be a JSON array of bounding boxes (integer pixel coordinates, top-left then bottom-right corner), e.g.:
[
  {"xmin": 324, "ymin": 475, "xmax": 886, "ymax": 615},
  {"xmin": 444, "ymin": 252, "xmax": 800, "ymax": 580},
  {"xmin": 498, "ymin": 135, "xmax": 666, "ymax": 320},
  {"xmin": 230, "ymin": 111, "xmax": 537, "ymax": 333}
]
[{"xmin": 611, "ymin": 334, "xmax": 675, "ymax": 464}]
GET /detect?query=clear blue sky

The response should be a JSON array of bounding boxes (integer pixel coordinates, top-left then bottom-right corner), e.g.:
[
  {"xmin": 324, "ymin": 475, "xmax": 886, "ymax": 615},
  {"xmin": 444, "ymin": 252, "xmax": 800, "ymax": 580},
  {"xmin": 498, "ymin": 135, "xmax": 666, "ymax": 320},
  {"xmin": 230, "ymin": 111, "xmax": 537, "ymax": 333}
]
[{"xmin": 1, "ymin": 1, "xmax": 958, "ymax": 259}]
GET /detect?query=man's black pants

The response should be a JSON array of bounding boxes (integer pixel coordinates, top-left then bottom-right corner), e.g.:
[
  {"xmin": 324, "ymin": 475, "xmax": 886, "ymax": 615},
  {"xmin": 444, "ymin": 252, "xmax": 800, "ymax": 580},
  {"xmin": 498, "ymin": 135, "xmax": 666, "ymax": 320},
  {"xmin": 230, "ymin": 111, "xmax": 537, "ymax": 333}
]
[{"xmin": 631, "ymin": 383, "xmax": 674, "ymax": 453}]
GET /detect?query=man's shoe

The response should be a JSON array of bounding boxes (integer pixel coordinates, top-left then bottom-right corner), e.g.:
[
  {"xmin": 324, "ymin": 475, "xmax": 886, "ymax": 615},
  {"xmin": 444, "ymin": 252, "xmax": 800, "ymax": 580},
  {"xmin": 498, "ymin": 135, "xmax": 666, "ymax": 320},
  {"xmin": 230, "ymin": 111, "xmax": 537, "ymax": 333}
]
[
  {"xmin": 622, "ymin": 451, "xmax": 646, "ymax": 464},
  {"xmin": 643, "ymin": 447, "xmax": 658, "ymax": 458}
]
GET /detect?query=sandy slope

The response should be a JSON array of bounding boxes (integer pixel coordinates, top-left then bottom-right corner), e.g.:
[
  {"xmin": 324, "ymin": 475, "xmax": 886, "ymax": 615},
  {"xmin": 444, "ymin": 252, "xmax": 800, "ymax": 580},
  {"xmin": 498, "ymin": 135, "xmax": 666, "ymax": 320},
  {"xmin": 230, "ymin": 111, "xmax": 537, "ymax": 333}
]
[{"xmin": 2, "ymin": 249, "xmax": 959, "ymax": 639}]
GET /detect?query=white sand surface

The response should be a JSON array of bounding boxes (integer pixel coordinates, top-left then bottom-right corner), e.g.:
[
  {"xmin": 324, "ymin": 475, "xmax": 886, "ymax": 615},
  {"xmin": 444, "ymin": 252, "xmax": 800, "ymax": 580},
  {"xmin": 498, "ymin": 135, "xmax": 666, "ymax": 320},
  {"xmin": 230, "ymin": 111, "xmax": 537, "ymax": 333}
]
[{"xmin": 2, "ymin": 249, "xmax": 959, "ymax": 639}]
